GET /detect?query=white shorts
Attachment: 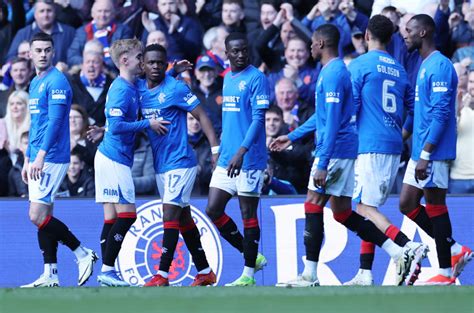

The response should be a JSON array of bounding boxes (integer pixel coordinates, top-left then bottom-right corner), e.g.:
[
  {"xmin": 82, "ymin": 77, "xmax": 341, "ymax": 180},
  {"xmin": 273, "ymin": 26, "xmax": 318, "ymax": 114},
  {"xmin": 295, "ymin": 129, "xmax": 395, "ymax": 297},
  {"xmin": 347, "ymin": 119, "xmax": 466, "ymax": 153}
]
[
  {"xmin": 308, "ymin": 158, "xmax": 355, "ymax": 197},
  {"xmin": 353, "ymin": 153, "xmax": 400, "ymax": 207},
  {"xmin": 95, "ymin": 150, "xmax": 135, "ymax": 204},
  {"xmin": 403, "ymin": 158, "xmax": 450, "ymax": 189},
  {"xmin": 28, "ymin": 162, "xmax": 69, "ymax": 205},
  {"xmin": 209, "ymin": 166, "xmax": 264, "ymax": 197},
  {"xmin": 156, "ymin": 167, "xmax": 197, "ymax": 207}
]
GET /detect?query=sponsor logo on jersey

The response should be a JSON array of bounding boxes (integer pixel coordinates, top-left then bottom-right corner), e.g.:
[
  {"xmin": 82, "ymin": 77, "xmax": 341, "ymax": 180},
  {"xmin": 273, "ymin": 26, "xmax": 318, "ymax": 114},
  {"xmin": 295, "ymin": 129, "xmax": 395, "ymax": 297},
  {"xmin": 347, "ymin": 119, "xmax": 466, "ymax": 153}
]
[
  {"xmin": 116, "ymin": 200, "xmax": 223, "ymax": 286},
  {"xmin": 109, "ymin": 108, "xmax": 123, "ymax": 117}
]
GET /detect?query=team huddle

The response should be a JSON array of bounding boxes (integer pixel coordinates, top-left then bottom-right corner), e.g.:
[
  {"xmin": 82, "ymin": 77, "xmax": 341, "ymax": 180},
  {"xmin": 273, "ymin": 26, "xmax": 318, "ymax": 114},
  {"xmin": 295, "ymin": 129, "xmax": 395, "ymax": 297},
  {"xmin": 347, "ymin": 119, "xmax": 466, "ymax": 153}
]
[{"xmin": 21, "ymin": 13, "xmax": 472, "ymax": 288}]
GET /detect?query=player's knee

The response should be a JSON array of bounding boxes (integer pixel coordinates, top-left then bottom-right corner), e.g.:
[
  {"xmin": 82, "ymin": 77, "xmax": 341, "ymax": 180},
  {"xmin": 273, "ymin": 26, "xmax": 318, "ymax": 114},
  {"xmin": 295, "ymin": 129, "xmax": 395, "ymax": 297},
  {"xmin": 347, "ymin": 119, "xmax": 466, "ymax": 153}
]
[
  {"xmin": 399, "ymin": 197, "xmax": 415, "ymax": 215},
  {"xmin": 205, "ymin": 206, "xmax": 220, "ymax": 220}
]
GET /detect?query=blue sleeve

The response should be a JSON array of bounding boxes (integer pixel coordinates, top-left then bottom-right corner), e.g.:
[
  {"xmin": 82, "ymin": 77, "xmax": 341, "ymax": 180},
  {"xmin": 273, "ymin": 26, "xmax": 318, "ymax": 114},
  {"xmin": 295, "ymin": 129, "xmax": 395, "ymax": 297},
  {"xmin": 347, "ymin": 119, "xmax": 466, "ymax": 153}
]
[
  {"xmin": 348, "ymin": 60, "xmax": 363, "ymax": 116},
  {"xmin": 301, "ymin": 16, "xmax": 313, "ymax": 29},
  {"xmin": 425, "ymin": 62, "xmax": 455, "ymax": 146},
  {"xmin": 241, "ymin": 73, "xmax": 269, "ymax": 149},
  {"xmin": 175, "ymin": 81, "xmax": 200, "ymax": 112},
  {"xmin": 26, "ymin": 143, "xmax": 30, "ymax": 158},
  {"xmin": 241, "ymin": 109, "xmax": 265, "ymax": 149},
  {"xmin": 106, "ymin": 87, "xmax": 150, "ymax": 134},
  {"xmin": 402, "ymin": 82, "xmax": 415, "ymax": 132},
  {"xmin": 317, "ymin": 74, "xmax": 345, "ymax": 170},
  {"xmin": 40, "ymin": 77, "xmax": 71, "ymax": 152},
  {"xmin": 288, "ymin": 113, "xmax": 317, "ymax": 141},
  {"xmin": 67, "ymin": 27, "xmax": 86, "ymax": 67}
]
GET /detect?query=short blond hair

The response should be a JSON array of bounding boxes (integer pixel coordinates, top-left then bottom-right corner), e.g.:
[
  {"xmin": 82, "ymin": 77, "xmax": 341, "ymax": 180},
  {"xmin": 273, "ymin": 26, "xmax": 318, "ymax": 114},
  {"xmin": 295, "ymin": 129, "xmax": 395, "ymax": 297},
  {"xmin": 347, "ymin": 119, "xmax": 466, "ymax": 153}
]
[{"xmin": 110, "ymin": 38, "xmax": 143, "ymax": 68}]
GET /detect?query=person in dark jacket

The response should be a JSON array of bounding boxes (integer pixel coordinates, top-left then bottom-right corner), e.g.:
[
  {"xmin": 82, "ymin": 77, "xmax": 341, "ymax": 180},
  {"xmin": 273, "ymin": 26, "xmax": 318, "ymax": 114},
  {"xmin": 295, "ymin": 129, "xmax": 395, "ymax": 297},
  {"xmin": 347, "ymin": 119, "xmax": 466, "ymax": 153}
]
[
  {"xmin": 132, "ymin": 131, "xmax": 157, "ymax": 196},
  {"xmin": 8, "ymin": 130, "xmax": 28, "ymax": 197},
  {"xmin": 69, "ymin": 42, "xmax": 113, "ymax": 127},
  {"xmin": 187, "ymin": 112, "xmax": 212, "ymax": 196},
  {"xmin": 57, "ymin": 147, "xmax": 95, "ymax": 197},
  {"xmin": 141, "ymin": 0, "xmax": 203, "ymax": 63},
  {"xmin": 5, "ymin": 0, "xmax": 75, "ymax": 66},
  {"xmin": 0, "ymin": 0, "xmax": 25, "ymax": 63},
  {"xmin": 192, "ymin": 55, "xmax": 223, "ymax": 135},
  {"xmin": 67, "ymin": 0, "xmax": 133, "ymax": 70}
]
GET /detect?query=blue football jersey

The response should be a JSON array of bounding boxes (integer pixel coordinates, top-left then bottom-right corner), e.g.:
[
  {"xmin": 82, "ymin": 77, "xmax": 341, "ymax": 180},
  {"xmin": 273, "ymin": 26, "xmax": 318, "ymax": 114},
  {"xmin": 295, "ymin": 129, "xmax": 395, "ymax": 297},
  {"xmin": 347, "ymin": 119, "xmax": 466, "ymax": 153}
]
[
  {"xmin": 314, "ymin": 58, "xmax": 357, "ymax": 170},
  {"xmin": 98, "ymin": 76, "xmax": 149, "ymax": 167},
  {"xmin": 138, "ymin": 76, "xmax": 199, "ymax": 173},
  {"xmin": 27, "ymin": 67, "xmax": 71, "ymax": 163},
  {"xmin": 411, "ymin": 51, "xmax": 457, "ymax": 161},
  {"xmin": 218, "ymin": 65, "xmax": 270, "ymax": 170},
  {"xmin": 348, "ymin": 50, "xmax": 414, "ymax": 154}
]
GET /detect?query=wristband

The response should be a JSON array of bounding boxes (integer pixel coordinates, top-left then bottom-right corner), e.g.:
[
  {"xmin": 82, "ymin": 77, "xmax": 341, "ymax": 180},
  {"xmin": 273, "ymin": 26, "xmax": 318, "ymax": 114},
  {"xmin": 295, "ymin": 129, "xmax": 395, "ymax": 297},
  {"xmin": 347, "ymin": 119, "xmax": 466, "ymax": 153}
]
[
  {"xmin": 211, "ymin": 146, "xmax": 220, "ymax": 155},
  {"xmin": 420, "ymin": 150, "xmax": 431, "ymax": 161}
]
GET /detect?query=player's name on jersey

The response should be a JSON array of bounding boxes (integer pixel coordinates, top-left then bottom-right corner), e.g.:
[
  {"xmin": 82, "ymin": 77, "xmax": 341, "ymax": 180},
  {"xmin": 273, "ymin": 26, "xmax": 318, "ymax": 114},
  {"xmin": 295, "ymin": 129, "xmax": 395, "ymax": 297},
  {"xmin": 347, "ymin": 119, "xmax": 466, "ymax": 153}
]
[{"xmin": 377, "ymin": 64, "xmax": 400, "ymax": 78}]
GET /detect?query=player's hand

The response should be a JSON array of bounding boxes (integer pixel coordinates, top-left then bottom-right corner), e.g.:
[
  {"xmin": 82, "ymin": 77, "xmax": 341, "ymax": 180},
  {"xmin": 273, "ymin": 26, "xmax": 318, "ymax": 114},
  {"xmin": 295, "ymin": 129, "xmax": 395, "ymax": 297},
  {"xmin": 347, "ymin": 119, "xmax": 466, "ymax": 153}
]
[
  {"xmin": 150, "ymin": 118, "xmax": 170, "ymax": 135},
  {"xmin": 21, "ymin": 161, "xmax": 29, "ymax": 184},
  {"xmin": 269, "ymin": 135, "xmax": 291, "ymax": 152},
  {"xmin": 211, "ymin": 153, "xmax": 218, "ymax": 170},
  {"xmin": 227, "ymin": 148, "xmax": 245, "ymax": 178},
  {"xmin": 87, "ymin": 125, "xmax": 105, "ymax": 143},
  {"xmin": 313, "ymin": 168, "xmax": 327, "ymax": 188},
  {"xmin": 414, "ymin": 159, "xmax": 430, "ymax": 183},
  {"xmin": 173, "ymin": 60, "xmax": 193, "ymax": 74},
  {"xmin": 29, "ymin": 153, "xmax": 45, "ymax": 181}
]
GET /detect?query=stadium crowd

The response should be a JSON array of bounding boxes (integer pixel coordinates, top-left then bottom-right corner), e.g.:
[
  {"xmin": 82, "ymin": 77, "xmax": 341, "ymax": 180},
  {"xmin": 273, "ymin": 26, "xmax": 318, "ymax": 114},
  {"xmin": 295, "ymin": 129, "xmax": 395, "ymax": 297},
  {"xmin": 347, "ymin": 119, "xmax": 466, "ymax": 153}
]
[{"xmin": 0, "ymin": 0, "xmax": 473, "ymax": 198}]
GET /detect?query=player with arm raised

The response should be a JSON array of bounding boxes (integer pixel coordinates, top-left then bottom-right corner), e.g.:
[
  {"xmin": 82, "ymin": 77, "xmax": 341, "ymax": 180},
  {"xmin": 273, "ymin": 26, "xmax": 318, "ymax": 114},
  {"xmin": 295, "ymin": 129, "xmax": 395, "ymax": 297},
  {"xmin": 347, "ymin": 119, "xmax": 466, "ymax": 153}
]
[
  {"xmin": 21, "ymin": 32, "xmax": 97, "ymax": 288},
  {"xmin": 271, "ymin": 24, "xmax": 416, "ymax": 287},
  {"xmin": 95, "ymin": 39, "xmax": 168, "ymax": 287}
]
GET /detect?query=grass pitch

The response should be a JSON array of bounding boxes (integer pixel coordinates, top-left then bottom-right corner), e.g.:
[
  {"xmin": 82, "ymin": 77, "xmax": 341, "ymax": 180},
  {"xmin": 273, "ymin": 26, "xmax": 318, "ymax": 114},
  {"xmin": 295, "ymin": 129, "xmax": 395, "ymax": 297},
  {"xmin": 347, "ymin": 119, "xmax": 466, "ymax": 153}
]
[{"xmin": 1, "ymin": 286, "xmax": 473, "ymax": 313}]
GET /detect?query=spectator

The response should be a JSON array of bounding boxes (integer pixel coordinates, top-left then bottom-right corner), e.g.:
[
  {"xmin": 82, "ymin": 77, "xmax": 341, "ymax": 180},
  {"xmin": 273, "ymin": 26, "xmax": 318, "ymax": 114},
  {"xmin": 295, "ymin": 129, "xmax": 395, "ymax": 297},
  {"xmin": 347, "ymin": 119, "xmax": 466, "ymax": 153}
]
[
  {"xmin": 5, "ymin": 0, "xmax": 75, "ymax": 67},
  {"xmin": 221, "ymin": 0, "xmax": 246, "ymax": 33},
  {"xmin": 58, "ymin": 147, "xmax": 95, "ymax": 197},
  {"xmin": 67, "ymin": 0, "xmax": 133, "ymax": 70},
  {"xmin": 273, "ymin": 77, "xmax": 313, "ymax": 131},
  {"xmin": 449, "ymin": 70, "xmax": 474, "ymax": 194},
  {"xmin": 0, "ymin": 58, "xmax": 32, "ymax": 117},
  {"xmin": 141, "ymin": 0, "xmax": 203, "ymax": 62},
  {"xmin": 267, "ymin": 37, "xmax": 321, "ymax": 106},
  {"xmin": 0, "ymin": 0, "xmax": 25, "ymax": 63},
  {"xmin": 132, "ymin": 131, "xmax": 157, "ymax": 196},
  {"xmin": 8, "ymin": 130, "xmax": 28, "ymax": 197},
  {"xmin": 69, "ymin": 41, "xmax": 113, "ymax": 127},
  {"xmin": 449, "ymin": 4, "xmax": 474, "ymax": 52},
  {"xmin": 265, "ymin": 105, "xmax": 311, "ymax": 193},
  {"xmin": 146, "ymin": 30, "xmax": 168, "ymax": 48},
  {"xmin": 192, "ymin": 55, "xmax": 223, "ymax": 135},
  {"xmin": 69, "ymin": 104, "xmax": 97, "ymax": 168},
  {"xmin": 0, "ymin": 116, "xmax": 11, "ymax": 196},
  {"xmin": 202, "ymin": 25, "xmax": 229, "ymax": 75},
  {"xmin": 196, "ymin": 0, "xmax": 223, "ymax": 30},
  {"xmin": 255, "ymin": 3, "xmax": 314, "ymax": 73},
  {"xmin": 302, "ymin": 0, "xmax": 369, "ymax": 56},
  {"xmin": 452, "ymin": 45, "xmax": 474, "ymax": 70},
  {"xmin": 371, "ymin": 0, "xmax": 438, "ymax": 15},
  {"xmin": 187, "ymin": 112, "xmax": 212, "ymax": 196},
  {"xmin": 3, "ymin": 90, "xmax": 30, "ymax": 157},
  {"xmin": 454, "ymin": 60, "xmax": 470, "ymax": 95},
  {"xmin": 53, "ymin": 0, "xmax": 84, "ymax": 28}
]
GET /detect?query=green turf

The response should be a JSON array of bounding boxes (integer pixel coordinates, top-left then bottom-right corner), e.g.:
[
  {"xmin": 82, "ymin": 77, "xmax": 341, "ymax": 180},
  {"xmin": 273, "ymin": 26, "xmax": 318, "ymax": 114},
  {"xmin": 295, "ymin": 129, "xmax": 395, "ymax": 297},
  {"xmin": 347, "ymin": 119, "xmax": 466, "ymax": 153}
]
[{"xmin": 1, "ymin": 286, "xmax": 473, "ymax": 313}]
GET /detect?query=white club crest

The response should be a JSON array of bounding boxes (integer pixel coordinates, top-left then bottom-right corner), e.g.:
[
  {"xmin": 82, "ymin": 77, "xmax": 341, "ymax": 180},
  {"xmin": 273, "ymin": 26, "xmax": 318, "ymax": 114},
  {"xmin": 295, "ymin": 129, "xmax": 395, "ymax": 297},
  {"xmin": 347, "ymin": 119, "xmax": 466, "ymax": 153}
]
[
  {"xmin": 158, "ymin": 92, "xmax": 166, "ymax": 104},
  {"xmin": 39, "ymin": 83, "xmax": 45, "ymax": 93},
  {"xmin": 238, "ymin": 80, "xmax": 246, "ymax": 92}
]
